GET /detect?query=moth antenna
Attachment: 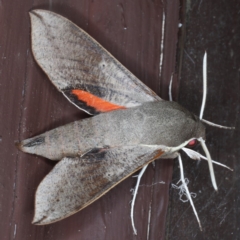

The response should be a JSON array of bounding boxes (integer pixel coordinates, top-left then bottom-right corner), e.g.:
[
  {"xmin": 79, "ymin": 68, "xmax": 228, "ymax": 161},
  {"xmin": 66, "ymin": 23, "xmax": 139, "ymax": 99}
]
[
  {"xmin": 201, "ymin": 119, "xmax": 235, "ymax": 130},
  {"xmin": 177, "ymin": 154, "xmax": 202, "ymax": 231},
  {"xmin": 199, "ymin": 52, "xmax": 235, "ymax": 129},
  {"xmin": 130, "ymin": 164, "xmax": 148, "ymax": 235},
  {"xmin": 199, "ymin": 137, "xmax": 218, "ymax": 191},
  {"xmin": 169, "ymin": 74, "xmax": 173, "ymax": 101},
  {"xmin": 199, "ymin": 51, "xmax": 207, "ymax": 120},
  {"xmin": 182, "ymin": 147, "xmax": 233, "ymax": 171}
]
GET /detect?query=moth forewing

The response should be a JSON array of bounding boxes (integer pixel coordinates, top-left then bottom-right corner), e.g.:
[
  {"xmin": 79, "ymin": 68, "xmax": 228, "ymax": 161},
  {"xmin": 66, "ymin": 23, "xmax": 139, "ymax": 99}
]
[{"xmin": 29, "ymin": 9, "xmax": 161, "ymax": 116}]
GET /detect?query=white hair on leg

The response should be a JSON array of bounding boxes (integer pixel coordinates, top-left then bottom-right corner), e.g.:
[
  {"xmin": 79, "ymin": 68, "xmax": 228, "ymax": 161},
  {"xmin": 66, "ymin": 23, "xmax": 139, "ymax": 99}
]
[
  {"xmin": 198, "ymin": 137, "xmax": 218, "ymax": 191},
  {"xmin": 130, "ymin": 164, "xmax": 148, "ymax": 235},
  {"xmin": 176, "ymin": 154, "xmax": 202, "ymax": 230}
]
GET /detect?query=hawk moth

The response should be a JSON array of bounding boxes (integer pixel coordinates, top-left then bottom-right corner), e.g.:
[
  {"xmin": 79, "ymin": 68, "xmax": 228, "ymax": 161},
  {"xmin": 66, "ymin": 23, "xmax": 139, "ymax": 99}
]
[{"xmin": 17, "ymin": 10, "xmax": 230, "ymax": 227}]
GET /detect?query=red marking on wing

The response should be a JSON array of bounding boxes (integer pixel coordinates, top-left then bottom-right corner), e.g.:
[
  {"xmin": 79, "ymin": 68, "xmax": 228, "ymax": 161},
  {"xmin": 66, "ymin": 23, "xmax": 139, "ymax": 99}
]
[{"xmin": 72, "ymin": 89, "xmax": 126, "ymax": 112}]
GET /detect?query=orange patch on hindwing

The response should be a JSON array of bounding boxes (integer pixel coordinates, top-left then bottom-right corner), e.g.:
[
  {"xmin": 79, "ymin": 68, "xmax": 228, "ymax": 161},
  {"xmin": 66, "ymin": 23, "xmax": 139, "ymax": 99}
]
[{"xmin": 72, "ymin": 89, "xmax": 126, "ymax": 112}]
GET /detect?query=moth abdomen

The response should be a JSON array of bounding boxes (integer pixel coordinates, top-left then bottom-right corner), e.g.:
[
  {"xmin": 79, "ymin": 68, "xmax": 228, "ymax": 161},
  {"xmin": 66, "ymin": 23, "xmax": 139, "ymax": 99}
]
[
  {"xmin": 22, "ymin": 136, "xmax": 45, "ymax": 148},
  {"xmin": 16, "ymin": 120, "xmax": 96, "ymax": 161},
  {"xmin": 15, "ymin": 136, "xmax": 45, "ymax": 153},
  {"xmin": 16, "ymin": 135, "xmax": 49, "ymax": 158}
]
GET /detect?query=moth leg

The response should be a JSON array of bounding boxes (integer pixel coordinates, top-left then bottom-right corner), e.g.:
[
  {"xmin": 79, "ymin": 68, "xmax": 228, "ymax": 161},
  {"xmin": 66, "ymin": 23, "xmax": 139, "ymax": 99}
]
[
  {"xmin": 130, "ymin": 164, "xmax": 148, "ymax": 235},
  {"xmin": 176, "ymin": 154, "xmax": 202, "ymax": 231}
]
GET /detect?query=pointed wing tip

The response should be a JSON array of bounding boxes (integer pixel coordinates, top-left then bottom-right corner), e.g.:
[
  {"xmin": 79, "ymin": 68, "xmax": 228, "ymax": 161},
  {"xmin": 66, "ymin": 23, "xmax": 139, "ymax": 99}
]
[
  {"xmin": 32, "ymin": 212, "xmax": 56, "ymax": 225},
  {"xmin": 32, "ymin": 216, "xmax": 48, "ymax": 225},
  {"xmin": 32, "ymin": 215, "xmax": 45, "ymax": 225},
  {"xmin": 29, "ymin": 10, "xmax": 42, "ymax": 25},
  {"xmin": 29, "ymin": 9, "xmax": 41, "ymax": 17},
  {"xmin": 29, "ymin": 9, "xmax": 44, "ymax": 15},
  {"xmin": 29, "ymin": 9, "xmax": 51, "ymax": 22},
  {"xmin": 32, "ymin": 220, "xmax": 42, "ymax": 225}
]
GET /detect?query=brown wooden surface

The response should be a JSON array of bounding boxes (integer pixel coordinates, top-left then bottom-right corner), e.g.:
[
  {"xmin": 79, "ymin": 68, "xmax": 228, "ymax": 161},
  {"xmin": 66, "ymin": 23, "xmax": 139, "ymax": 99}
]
[
  {"xmin": 0, "ymin": 1, "xmax": 180, "ymax": 239},
  {"xmin": 166, "ymin": 0, "xmax": 240, "ymax": 239}
]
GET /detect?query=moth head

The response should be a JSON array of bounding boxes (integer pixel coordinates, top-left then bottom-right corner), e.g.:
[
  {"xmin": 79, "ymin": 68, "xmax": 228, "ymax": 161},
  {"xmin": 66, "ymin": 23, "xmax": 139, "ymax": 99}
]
[{"xmin": 190, "ymin": 114, "xmax": 206, "ymax": 142}]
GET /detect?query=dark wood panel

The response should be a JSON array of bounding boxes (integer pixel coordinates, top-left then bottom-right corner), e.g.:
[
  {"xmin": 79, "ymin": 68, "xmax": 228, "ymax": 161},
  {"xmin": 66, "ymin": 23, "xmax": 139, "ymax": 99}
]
[
  {"xmin": 166, "ymin": 0, "xmax": 240, "ymax": 239},
  {"xmin": 0, "ymin": 1, "xmax": 180, "ymax": 239}
]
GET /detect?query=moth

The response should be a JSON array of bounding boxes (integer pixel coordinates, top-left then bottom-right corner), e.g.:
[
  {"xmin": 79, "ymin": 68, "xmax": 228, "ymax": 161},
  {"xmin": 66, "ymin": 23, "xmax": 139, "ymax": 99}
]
[{"xmin": 17, "ymin": 9, "xmax": 232, "ymax": 227}]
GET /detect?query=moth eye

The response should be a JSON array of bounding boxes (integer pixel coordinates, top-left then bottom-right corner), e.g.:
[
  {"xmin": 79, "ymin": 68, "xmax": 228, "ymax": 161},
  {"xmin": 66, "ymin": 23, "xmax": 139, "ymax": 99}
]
[{"xmin": 187, "ymin": 139, "xmax": 197, "ymax": 148}]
